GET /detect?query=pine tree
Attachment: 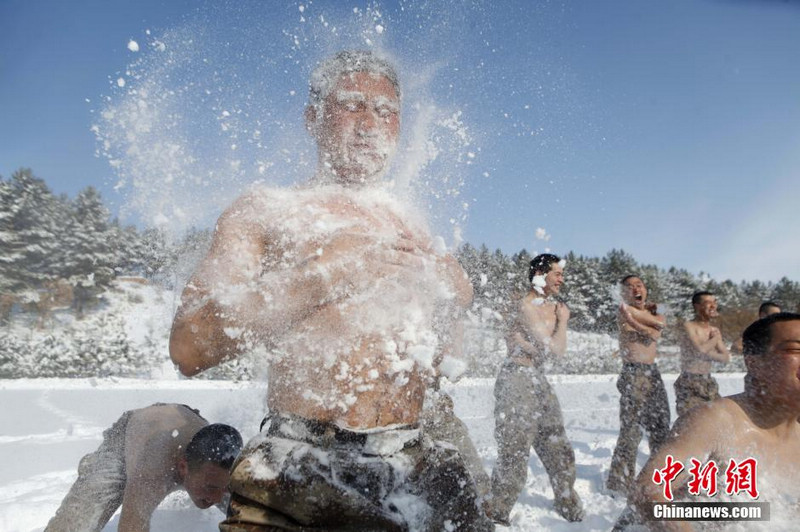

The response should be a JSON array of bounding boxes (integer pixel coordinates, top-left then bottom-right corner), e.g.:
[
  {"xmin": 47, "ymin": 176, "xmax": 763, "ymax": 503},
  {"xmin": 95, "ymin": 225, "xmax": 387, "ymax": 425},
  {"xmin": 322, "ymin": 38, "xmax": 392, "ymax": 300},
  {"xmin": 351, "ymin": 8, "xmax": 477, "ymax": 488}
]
[{"xmin": 0, "ymin": 169, "xmax": 65, "ymax": 292}]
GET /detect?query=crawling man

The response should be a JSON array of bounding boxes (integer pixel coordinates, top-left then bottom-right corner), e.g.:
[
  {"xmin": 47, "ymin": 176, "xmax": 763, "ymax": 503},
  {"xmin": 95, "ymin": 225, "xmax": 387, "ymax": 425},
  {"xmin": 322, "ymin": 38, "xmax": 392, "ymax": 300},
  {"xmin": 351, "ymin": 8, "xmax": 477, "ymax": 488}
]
[{"xmin": 45, "ymin": 403, "xmax": 242, "ymax": 532}]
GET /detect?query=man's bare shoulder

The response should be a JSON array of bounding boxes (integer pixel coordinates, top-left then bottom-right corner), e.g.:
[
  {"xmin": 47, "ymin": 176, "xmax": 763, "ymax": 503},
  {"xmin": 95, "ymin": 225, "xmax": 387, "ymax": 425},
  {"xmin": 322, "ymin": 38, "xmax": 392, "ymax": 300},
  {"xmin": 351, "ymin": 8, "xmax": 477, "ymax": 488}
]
[
  {"xmin": 130, "ymin": 403, "xmax": 204, "ymax": 425},
  {"xmin": 678, "ymin": 395, "xmax": 749, "ymax": 435},
  {"xmin": 217, "ymin": 185, "xmax": 284, "ymax": 225}
]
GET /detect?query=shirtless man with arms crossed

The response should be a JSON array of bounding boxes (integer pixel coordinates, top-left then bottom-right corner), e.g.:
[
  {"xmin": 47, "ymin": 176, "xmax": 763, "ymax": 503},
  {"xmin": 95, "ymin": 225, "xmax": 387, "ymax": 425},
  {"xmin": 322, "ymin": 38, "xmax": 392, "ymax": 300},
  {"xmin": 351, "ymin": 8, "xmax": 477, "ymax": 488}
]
[
  {"xmin": 484, "ymin": 254, "xmax": 584, "ymax": 524},
  {"xmin": 632, "ymin": 313, "xmax": 800, "ymax": 531},
  {"xmin": 675, "ymin": 291, "xmax": 730, "ymax": 418},
  {"xmin": 169, "ymin": 50, "xmax": 491, "ymax": 531},
  {"xmin": 607, "ymin": 275, "xmax": 671, "ymax": 495}
]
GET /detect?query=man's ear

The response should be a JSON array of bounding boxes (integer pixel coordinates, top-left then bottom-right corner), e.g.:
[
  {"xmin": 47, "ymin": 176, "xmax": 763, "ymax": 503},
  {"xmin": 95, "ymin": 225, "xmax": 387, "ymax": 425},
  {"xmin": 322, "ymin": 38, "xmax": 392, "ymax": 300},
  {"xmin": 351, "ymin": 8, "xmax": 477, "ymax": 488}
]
[
  {"xmin": 177, "ymin": 457, "xmax": 189, "ymax": 481},
  {"xmin": 304, "ymin": 105, "xmax": 318, "ymax": 135}
]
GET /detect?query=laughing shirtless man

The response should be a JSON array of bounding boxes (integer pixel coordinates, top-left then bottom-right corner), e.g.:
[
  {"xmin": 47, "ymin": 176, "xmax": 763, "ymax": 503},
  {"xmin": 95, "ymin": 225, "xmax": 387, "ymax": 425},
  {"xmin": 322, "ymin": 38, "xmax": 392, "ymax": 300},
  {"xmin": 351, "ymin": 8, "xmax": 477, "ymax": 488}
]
[
  {"xmin": 169, "ymin": 50, "xmax": 491, "ymax": 531},
  {"xmin": 607, "ymin": 275, "xmax": 671, "ymax": 495},
  {"xmin": 632, "ymin": 313, "xmax": 800, "ymax": 531},
  {"xmin": 675, "ymin": 291, "xmax": 731, "ymax": 418}
]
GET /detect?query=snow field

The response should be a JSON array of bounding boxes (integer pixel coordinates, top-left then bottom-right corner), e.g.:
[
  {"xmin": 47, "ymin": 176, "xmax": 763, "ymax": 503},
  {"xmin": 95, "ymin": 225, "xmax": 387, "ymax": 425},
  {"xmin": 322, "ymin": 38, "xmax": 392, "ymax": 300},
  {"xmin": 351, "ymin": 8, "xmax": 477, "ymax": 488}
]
[{"xmin": 1, "ymin": 374, "xmax": 746, "ymax": 531}]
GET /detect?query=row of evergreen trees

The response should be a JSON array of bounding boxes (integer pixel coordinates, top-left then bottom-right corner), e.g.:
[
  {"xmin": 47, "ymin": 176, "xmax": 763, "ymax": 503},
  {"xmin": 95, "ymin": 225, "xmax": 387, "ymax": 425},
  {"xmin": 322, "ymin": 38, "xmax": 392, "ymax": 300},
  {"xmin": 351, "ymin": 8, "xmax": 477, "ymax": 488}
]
[
  {"xmin": 0, "ymin": 169, "xmax": 209, "ymax": 312},
  {"xmin": 3, "ymin": 167, "xmax": 798, "ymax": 332},
  {"xmin": 2, "ymin": 167, "xmax": 799, "ymax": 380}
]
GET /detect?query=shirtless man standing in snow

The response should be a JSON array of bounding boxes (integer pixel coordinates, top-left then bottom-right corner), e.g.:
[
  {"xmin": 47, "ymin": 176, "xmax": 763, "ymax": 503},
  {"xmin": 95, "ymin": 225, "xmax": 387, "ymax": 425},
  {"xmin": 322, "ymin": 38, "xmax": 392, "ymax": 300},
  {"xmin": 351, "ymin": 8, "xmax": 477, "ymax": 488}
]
[
  {"xmin": 45, "ymin": 404, "xmax": 242, "ymax": 532},
  {"xmin": 607, "ymin": 275, "xmax": 671, "ymax": 495},
  {"xmin": 674, "ymin": 291, "xmax": 730, "ymax": 418},
  {"xmin": 484, "ymin": 254, "xmax": 584, "ymax": 524},
  {"xmin": 632, "ymin": 313, "xmax": 800, "ymax": 531},
  {"xmin": 169, "ymin": 50, "xmax": 491, "ymax": 531}
]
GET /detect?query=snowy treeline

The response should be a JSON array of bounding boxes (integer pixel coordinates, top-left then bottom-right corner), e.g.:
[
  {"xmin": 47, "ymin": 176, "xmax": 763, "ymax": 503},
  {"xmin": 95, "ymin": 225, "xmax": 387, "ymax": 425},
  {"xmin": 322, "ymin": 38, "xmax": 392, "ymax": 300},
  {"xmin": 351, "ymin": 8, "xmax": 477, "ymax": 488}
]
[{"xmin": 2, "ymin": 168, "xmax": 799, "ymax": 379}]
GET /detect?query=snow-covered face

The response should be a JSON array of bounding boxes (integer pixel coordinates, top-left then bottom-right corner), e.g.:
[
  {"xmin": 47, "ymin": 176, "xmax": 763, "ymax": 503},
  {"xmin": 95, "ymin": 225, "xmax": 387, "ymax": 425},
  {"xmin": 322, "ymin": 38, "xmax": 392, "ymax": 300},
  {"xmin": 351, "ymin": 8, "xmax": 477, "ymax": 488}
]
[
  {"xmin": 313, "ymin": 71, "xmax": 400, "ymax": 185},
  {"xmin": 181, "ymin": 461, "xmax": 230, "ymax": 509},
  {"xmin": 693, "ymin": 294, "xmax": 718, "ymax": 320},
  {"xmin": 622, "ymin": 277, "xmax": 647, "ymax": 309}
]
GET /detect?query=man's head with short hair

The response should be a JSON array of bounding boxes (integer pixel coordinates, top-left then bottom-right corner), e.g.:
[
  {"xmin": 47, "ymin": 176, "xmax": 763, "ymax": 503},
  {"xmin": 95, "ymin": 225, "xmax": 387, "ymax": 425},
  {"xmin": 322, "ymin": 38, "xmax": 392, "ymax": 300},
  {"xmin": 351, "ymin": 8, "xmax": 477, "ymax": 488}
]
[
  {"xmin": 620, "ymin": 275, "xmax": 648, "ymax": 309},
  {"xmin": 742, "ymin": 313, "xmax": 800, "ymax": 405},
  {"xmin": 691, "ymin": 290, "xmax": 718, "ymax": 320},
  {"xmin": 691, "ymin": 291, "xmax": 713, "ymax": 306},
  {"xmin": 742, "ymin": 312, "xmax": 800, "ymax": 357},
  {"xmin": 528, "ymin": 253, "xmax": 564, "ymax": 297},
  {"xmin": 308, "ymin": 50, "xmax": 400, "ymax": 114},
  {"xmin": 758, "ymin": 301, "xmax": 781, "ymax": 319},
  {"xmin": 179, "ymin": 424, "xmax": 243, "ymax": 509},
  {"xmin": 306, "ymin": 51, "xmax": 401, "ymax": 185}
]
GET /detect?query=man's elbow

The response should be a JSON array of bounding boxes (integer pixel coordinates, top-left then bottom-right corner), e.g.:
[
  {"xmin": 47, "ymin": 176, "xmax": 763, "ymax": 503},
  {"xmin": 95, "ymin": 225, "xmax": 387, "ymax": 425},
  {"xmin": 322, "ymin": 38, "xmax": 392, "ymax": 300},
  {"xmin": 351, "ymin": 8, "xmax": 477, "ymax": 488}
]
[{"xmin": 169, "ymin": 327, "xmax": 205, "ymax": 377}]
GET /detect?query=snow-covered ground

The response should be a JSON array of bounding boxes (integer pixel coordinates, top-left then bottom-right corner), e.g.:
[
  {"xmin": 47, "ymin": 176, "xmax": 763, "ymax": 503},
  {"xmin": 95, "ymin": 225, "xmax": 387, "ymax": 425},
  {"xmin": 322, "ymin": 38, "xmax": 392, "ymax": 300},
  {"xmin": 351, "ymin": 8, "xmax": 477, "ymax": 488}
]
[{"xmin": 0, "ymin": 373, "xmax": 747, "ymax": 532}]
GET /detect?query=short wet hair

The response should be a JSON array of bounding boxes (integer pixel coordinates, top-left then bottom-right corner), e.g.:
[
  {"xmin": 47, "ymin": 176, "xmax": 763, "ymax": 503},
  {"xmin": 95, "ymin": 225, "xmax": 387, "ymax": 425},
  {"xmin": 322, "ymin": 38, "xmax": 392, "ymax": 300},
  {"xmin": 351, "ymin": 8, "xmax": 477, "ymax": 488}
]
[
  {"xmin": 758, "ymin": 301, "xmax": 781, "ymax": 316},
  {"xmin": 742, "ymin": 312, "xmax": 800, "ymax": 356},
  {"xmin": 620, "ymin": 274, "xmax": 641, "ymax": 285},
  {"xmin": 184, "ymin": 424, "xmax": 243, "ymax": 471},
  {"xmin": 692, "ymin": 291, "xmax": 714, "ymax": 306},
  {"xmin": 528, "ymin": 253, "xmax": 561, "ymax": 283},
  {"xmin": 309, "ymin": 50, "xmax": 400, "ymax": 111}
]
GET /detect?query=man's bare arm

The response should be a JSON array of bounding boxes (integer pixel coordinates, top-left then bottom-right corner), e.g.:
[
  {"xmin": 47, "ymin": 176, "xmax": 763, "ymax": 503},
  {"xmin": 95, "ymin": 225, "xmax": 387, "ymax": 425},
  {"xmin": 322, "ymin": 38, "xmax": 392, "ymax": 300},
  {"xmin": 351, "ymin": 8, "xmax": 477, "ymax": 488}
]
[
  {"xmin": 682, "ymin": 324, "xmax": 730, "ymax": 363},
  {"xmin": 169, "ymin": 194, "xmax": 332, "ymax": 376},
  {"xmin": 620, "ymin": 304, "xmax": 664, "ymax": 342},
  {"xmin": 627, "ymin": 305, "xmax": 665, "ymax": 331},
  {"xmin": 713, "ymin": 333, "xmax": 731, "ymax": 363},
  {"xmin": 549, "ymin": 302, "xmax": 569, "ymax": 357},
  {"xmin": 632, "ymin": 404, "xmax": 729, "ymax": 531},
  {"xmin": 117, "ymin": 479, "xmax": 167, "ymax": 532}
]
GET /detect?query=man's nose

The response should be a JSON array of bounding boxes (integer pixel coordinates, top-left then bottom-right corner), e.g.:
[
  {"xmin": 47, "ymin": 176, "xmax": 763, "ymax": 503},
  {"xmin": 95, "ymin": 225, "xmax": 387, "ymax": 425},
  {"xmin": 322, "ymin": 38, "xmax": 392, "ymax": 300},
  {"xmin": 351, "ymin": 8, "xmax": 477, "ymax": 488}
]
[{"xmin": 356, "ymin": 109, "xmax": 378, "ymax": 131}]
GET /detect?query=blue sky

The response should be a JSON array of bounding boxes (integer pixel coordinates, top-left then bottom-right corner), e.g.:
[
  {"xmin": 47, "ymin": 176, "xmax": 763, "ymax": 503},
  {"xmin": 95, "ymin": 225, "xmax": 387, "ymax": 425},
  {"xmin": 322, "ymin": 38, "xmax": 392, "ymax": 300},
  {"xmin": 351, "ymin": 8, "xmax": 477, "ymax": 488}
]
[{"xmin": 2, "ymin": 0, "xmax": 799, "ymax": 283}]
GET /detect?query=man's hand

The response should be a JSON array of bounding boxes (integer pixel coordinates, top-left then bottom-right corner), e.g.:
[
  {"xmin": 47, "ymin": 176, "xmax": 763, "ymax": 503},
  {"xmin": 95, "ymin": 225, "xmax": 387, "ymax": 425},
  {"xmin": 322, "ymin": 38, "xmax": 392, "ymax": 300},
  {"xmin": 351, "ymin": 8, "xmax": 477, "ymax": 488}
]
[{"xmin": 556, "ymin": 301, "xmax": 570, "ymax": 323}]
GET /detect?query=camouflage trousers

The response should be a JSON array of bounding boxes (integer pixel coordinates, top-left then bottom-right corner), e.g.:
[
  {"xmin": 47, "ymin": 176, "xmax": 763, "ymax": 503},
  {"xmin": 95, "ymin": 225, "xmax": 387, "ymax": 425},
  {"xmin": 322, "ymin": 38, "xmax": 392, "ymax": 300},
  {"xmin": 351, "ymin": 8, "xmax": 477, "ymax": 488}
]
[
  {"xmin": 607, "ymin": 362, "xmax": 671, "ymax": 493},
  {"xmin": 674, "ymin": 372, "xmax": 719, "ymax": 419},
  {"xmin": 45, "ymin": 411, "xmax": 132, "ymax": 532},
  {"xmin": 421, "ymin": 391, "xmax": 491, "ymax": 499},
  {"xmin": 489, "ymin": 359, "xmax": 579, "ymax": 519},
  {"xmin": 220, "ymin": 414, "xmax": 493, "ymax": 532}
]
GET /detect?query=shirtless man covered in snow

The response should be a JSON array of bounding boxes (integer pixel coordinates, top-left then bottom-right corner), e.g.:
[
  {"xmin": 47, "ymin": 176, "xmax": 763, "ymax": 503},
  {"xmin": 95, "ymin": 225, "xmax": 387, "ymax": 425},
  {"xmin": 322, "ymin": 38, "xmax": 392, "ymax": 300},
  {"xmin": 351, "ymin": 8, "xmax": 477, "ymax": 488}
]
[
  {"xmin": 607, "ymin": 275, "xmax": 671, "ymax": 495},
  {"xmin": 169, "ymin": 50, "xmax": 491, "ymax": 531},
  {"xmin": 632, "ymin": 312, "xmax": 800, "ymax": 531},
  {"xmin": 45, "ymin": 404, "xmax": 242, "ymax": 532},
  {"xmin": 675, "ymin": 291, "xmax": 730, "ymax": 418}
]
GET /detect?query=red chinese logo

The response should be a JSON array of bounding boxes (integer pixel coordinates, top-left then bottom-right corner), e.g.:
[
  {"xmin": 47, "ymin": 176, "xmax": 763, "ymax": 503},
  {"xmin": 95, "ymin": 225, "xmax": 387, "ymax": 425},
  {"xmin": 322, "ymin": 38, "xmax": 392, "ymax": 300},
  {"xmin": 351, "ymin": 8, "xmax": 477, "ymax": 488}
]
[
  {"xmin": 724, "ymin": 458, "xmax": 759, "ymax": 499},
  {"xmin": 652, "ymin": 456, "xmax": 759, "ymax": 500},
  {"xmin": 652, "ymin": 455, "xmax": 685, "ymax": 501},
  {"xmin": 687, "ymin": 458, "xmax": 718, "ymax": 497}
]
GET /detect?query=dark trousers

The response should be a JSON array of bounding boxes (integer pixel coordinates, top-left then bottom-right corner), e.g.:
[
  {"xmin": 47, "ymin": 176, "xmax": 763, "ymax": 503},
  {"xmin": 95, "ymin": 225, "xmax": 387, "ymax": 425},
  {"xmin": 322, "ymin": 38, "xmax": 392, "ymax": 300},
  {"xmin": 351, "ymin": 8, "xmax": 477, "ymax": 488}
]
[
  {"xmin": 607, "ymin": 362, "xmax": 671, "ymax": 492},
  {"xmin": 489, "ymin": 360, "xmax": 578, "ymax": 518}
]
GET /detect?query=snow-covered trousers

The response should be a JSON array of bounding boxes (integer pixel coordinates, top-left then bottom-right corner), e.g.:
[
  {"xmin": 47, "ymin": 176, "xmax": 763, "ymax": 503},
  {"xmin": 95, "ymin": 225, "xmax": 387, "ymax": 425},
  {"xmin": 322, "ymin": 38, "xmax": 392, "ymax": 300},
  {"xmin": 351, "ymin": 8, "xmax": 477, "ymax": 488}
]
[
  {"xmin": 674, "ymin": 372, "xmax": 719, "ymax": 419},
  {"xmin": 220, "ymin": 414, "xmax": 494, "ymax": 532},
  {"xmin": 607, "ymin": 362, "xmax": 671, "ymax": 493},
  {"xmin": 44, "ymin": 410, "xmax": 131, "ymax": 532},
  {"xmin": 489, "ymin": 359, "xmax": 578, "ymax": 519},
  {"xmin": 421, "ymin": 391, "xmax": 491, "ymax": 499}
]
